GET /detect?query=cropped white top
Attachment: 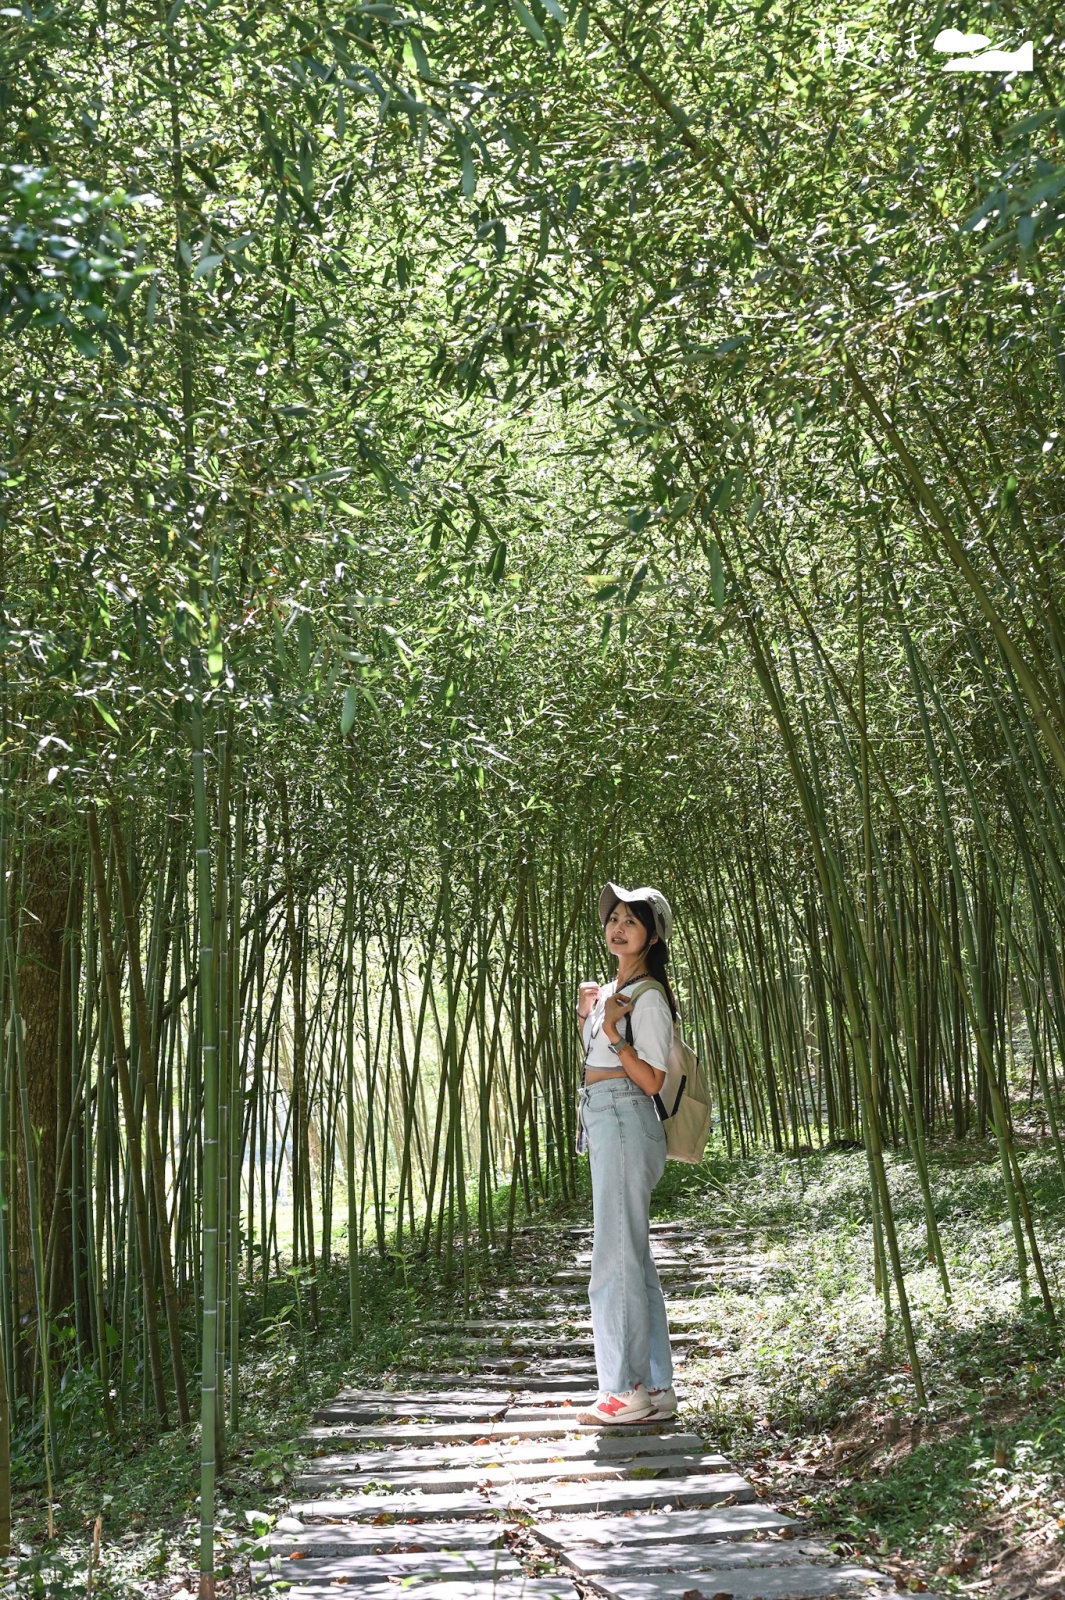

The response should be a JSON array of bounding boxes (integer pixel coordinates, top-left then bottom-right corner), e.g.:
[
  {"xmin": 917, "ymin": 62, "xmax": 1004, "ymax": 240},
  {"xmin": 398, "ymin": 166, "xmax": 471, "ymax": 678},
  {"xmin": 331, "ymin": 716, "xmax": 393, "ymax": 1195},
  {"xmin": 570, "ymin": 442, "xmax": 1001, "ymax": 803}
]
[{"xmin": 581, "ymin": 979, "xmax": 674, "ymax": 1074}]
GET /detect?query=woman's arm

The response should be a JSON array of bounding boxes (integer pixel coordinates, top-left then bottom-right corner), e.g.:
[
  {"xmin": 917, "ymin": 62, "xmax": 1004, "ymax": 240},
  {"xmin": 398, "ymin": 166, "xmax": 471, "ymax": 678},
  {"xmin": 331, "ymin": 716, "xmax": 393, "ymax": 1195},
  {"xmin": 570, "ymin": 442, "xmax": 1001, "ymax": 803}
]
[
  {"xmin": 576, "ymin": 981, "xmax": 600, "ymax": 1044},
  {"xmin": 613, "ymin": 1040, "xmax": 666, "ymax": 1096},
  {"xmin": 603, "ymin": 993, "xmax": 666, "ymax": 1096}
]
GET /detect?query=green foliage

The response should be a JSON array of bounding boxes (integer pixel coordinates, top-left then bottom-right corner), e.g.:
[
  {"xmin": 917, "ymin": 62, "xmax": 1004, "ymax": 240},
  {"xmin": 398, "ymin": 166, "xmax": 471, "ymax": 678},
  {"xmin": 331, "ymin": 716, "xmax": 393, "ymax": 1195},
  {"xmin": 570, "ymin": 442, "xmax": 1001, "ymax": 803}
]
[
  {"xmin": 4, "ymin": 0, "xmax": 1065, "ymax": 1584},
  {"xmin": 0, "ymin": 165, "xmax": 148, "ymax": 353},
  {"xmin": 675, "ymin": 1142, "xmax": 1065, "ymax": 1588}
]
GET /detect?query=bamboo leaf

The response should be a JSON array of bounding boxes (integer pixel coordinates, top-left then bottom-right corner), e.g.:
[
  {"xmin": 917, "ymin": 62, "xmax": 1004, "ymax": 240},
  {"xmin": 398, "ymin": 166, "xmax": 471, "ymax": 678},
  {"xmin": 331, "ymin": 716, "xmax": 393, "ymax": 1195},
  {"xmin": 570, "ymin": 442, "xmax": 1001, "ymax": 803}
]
[
  {"xmin": 456, "ymin": 135, "xmax": 476, "ymax": 198},
  {"xmin": 297, "ymin": 612, "xmax": 313, "ymax": 676},
  {"xmin": 486, "ymin": 539, "xmax": 507, "ymax": 583},
  {"xmin": 709, "ymin": 540, "xmax": 725, "ymax": 609},
  {"xmin": 91, "ymin": 699, "xmax": 120, "ymax": 732},
  {"xmin": 512, "ymin": 0, "xmax": 546, "ymax": 43}
]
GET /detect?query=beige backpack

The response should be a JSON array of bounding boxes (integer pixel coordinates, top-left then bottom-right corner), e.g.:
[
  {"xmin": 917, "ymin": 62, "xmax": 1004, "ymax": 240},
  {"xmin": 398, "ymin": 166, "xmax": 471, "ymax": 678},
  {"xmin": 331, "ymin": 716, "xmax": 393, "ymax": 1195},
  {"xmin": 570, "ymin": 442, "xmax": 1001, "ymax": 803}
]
[{"xmin": 626, "ymin": 980, "xmax": 712, "ymax": 1164}]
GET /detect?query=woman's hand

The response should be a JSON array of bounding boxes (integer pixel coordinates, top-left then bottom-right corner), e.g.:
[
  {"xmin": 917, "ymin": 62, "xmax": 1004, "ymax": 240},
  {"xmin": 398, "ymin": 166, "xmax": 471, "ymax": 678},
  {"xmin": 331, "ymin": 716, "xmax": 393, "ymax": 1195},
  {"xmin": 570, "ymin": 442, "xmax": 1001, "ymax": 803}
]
[
  {"xmin": 577, "ymin": 980, "xmax": 601, "ymax": 1022},
  {"xmin": 603, "ymin": 990, "xmax": 634, "ymax": 1042}
]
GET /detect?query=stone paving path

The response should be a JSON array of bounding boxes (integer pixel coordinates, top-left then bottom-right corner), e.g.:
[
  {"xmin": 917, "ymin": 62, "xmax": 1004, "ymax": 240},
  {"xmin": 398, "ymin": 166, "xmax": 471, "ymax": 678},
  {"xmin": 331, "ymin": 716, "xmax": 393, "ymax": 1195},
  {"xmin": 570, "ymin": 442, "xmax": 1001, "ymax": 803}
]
[{"xmin": 258, "ymin": 1223, "xmax": 901, "ymax": 1600}]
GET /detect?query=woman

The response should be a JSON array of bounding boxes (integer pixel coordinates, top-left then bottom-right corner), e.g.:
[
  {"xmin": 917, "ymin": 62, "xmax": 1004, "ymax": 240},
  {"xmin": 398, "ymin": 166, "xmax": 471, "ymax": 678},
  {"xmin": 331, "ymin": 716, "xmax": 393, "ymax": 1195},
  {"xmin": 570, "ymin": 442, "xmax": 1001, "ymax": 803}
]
[{"xmin": 575, "ymin": 882, "xmax": 678, "ymax": 1425}]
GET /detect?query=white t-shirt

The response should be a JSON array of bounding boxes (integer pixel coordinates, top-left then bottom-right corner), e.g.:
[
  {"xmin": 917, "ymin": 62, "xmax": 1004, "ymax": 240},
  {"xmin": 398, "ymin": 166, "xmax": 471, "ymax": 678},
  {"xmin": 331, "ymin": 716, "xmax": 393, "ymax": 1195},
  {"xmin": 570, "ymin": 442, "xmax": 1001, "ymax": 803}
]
[{"xmin": 582, "ymin": 980, "xmax": 674, "ymax": 1075}]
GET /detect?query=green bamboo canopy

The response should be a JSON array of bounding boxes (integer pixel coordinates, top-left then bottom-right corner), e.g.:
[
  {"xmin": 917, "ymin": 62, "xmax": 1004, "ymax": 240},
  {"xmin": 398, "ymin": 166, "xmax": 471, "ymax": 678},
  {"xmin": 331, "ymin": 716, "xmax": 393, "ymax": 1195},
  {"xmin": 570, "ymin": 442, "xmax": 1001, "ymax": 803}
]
[{"xmin": 3, "ymin": 0, "xmax": 1060, "ymax": 1588}]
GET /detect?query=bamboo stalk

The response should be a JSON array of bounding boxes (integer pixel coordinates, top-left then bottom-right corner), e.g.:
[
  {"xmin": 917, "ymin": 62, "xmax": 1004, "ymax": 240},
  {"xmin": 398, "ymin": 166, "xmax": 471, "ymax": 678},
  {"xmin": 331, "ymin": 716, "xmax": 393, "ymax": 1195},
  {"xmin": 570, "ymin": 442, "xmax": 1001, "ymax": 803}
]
[{"xmin": 191, "ymin": 707, "xmax": 220, "ymax": 1600}]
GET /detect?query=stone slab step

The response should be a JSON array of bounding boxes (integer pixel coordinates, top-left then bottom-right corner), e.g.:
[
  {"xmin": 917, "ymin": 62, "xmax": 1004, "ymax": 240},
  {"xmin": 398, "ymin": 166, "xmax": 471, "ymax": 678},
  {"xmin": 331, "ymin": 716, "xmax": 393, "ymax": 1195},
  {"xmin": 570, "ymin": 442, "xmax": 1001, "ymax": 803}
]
[
  {"xmin": 654, "ymin": 1230, "xmax": 753, "ymax": 1243},
  {"xmin": 292, "ymin": 1472, "xmax": 753, "ymax": 1521},
  {"xmin": 255, "ymin": 1550, "xmax": 522, "ymax": 1585},
  {"xmin": 552, "ymin": 1269, "xmax": 760, "ymax": 1285},
  {"xmin": 323, "ymin": 1379, "xmax": 606, "ymax": 1401},
  {"xmin": 473, "ymin": 1356, "xmax": 595, "ymax": 1374},
  {"xmin": 297, "ymin": 1453, "xmax": 731, "ymax": 1492},
  {"xmin": 356, "ymin": 1385, "xmax": 604, "ymax": 1405},
  {"xmin": 415, "ymin": 1322, "xmax": 578, "ymax": 1336},
  {"xmin": 502, "ymin": 1407, "xmax": 654, "ymax": 1423},
  {"xmin": 303, "ymin": 1421, "xmax": 682, "ymax": 1447},
  {"xmin": 583, "ymin": 1567, "xmax": 891, "ymax": 1600},
  {"xmin": 450, "ymin": 1299, "xmax": 575, "ymax": 1312},
  {"xmin": 662, "ymin": 1305, "xmax": 730, "ymax": 1323},
  {"xmin": 422, "ymin": 1336, "xmax": 698, "ymax": 1356},
  {"xmin": 662, "ymin": 1229, "xmax": 750, "ymax": 1239},
  {"xmin": 270, "ymin": 1521, "xmax": 505, "ymax": 1556},
  {"xmin": 417, "ymin": 1403, "xmax": 599, "ymax": 1423},
  {"xmin": 315, "ymin": 1404, "xmax": 522, "ymax": 1425},
  {"xmin": 470, "ymin": 1338, "xmax": 692, "ymax": 1355},
  {"xmin": 517, "ymin": 1473, "xmax": 756, "ymax": 1514},
  {"xmin": 517, "ymin": 1286, "xmax": 736, "ymax": 1303},
  {"xmin": 560, "ymin": 1540, "xmax": 832, "ymax": 1575},
  {"xmin": 316, "ymin": 1390, "xmax": 614, "ymax": 1423},
  {"xmin": 299, "ymin": 1450, "xmax": 732, "ymax": 1493},
  {"xmin": 547, "ymin": 1223, "xmax": 738, "ymax": 1239},
  {"xmin": 504, "ymin": 1398, "xmax": 688, "ymax": 1419},
  {"xmin": 255, "ymin": 1579, "xmax": 575, "ymax": 1600},
  {"xmin": 468, "ymin": 1361, "xmax": 681, "ymax": 1382},
  {"xmin": 571, "ymin": 1262, "xmax": 752, "ymax": 1275},
  {"xmin": 417, "ymin": 1318, "xmax": 709, "ymax": 1336},
  {"xmin": 306, "ymin": 1434, "xmax": 704, "ymax": 1468},
  {"xmin": 331, "ymin": 1390, "xmax": 526, "ymax": 1407},
  {"xmin": 487, "ymin": 1288, "xmax": 579, "ymax": 1300},
  {"xmin": 290, "ymin": 1492, "xmax": 509, "ymax": 1521},
  {"xmin": 572, "ymin": 1248, "xmax": 687, "ymax": 1260},
  {"xmin": 536, "ymin": 1508, "xmax": 798, "ymax": 1548},
  {"xmin": 414, "ymin": 1325, "xmax": 697, "ymax": 1343},
  {"xmin": 314, "ymin": 1390, "xmax": 696, "ymax": 1426},
  {"xmin": 472, "ymin": 1368, "xmax": 601, "ymax": 1389},
  {"xmin": 473, "ymin": 1356, "xmax": 687, "ymax": 1378}
]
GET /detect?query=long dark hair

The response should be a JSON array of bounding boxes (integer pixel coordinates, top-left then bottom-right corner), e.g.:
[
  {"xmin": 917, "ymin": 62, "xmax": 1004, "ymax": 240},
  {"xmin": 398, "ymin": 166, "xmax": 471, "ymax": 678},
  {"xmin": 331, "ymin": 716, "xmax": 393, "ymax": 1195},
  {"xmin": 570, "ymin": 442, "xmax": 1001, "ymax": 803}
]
[{"xmin": 626, "ymin": 900, "xmax": 678, "ymax": 1019}]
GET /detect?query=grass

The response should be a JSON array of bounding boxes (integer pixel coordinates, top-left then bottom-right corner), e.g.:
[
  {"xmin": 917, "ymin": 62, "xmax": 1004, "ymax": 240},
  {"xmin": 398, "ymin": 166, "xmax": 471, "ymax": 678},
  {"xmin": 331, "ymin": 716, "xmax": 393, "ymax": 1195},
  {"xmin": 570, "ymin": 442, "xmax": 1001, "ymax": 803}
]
[
  {"xmin": 666, "ymin": 1138, "xmax": 1065, "ymax": 1598},
  {"xmin": 7, "ymin": 1139, "xmax": 1065, "ymax": 1599}
]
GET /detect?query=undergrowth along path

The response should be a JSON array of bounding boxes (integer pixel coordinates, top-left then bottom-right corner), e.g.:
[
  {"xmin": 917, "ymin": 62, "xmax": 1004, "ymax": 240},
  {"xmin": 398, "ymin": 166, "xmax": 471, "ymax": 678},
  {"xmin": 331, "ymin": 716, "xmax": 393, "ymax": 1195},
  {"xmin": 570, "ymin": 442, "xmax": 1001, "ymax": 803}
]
[{"xmin": 258, "ymin": 1225, "xmax": 908, "ymax": 1600}]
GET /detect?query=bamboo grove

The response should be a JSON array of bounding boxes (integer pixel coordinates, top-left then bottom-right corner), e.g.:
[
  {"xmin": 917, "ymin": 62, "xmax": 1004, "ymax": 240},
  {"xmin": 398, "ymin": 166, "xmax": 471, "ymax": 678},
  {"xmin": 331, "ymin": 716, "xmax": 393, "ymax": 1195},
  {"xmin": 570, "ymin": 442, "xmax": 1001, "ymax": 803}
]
[{"xmin": 4, "ymin": 0, "xmax": 1065, "ymax": 1587}]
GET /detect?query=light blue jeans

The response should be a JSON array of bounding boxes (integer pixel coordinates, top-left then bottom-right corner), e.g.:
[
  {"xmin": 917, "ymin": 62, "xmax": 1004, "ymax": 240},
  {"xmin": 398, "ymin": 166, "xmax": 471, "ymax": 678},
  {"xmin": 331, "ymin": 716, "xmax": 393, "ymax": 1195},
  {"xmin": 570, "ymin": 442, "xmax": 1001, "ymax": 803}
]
[{"xmin": 579, "ymin": 1077, "xmax": 673, "ymax": 1395}]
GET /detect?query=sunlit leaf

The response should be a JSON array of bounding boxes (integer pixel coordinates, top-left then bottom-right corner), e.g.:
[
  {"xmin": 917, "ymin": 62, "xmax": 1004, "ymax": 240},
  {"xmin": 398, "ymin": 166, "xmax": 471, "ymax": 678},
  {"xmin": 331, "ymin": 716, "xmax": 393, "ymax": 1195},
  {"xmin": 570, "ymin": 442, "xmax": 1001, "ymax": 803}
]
[{"xmin": 512, "ymin": 0, "xmax": 545, "ymax": 43}]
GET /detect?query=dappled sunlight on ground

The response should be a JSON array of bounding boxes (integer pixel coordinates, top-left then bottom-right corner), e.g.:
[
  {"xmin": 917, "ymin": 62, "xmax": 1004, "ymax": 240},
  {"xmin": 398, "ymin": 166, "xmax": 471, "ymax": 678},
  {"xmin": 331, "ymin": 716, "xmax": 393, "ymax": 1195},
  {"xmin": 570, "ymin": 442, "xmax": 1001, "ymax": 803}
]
[{"xmin": 668, "ymin": 1142, "xmax": 1065, "ymax": 1597}]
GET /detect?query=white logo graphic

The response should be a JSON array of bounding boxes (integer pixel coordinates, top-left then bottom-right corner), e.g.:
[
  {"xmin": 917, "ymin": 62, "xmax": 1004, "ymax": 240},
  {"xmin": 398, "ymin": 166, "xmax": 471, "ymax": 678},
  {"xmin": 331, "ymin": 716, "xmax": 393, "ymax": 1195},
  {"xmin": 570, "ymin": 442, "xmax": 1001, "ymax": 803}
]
[{"xmin": 934, "ymin": 27, "xmax": 1033, "ymax": 72}]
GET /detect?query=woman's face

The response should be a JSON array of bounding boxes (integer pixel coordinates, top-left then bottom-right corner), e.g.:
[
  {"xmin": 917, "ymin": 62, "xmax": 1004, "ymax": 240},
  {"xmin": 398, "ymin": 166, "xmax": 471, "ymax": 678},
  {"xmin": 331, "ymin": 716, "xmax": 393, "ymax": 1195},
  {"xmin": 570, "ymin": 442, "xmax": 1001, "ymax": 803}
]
[{"xmin": 604, "ymin": 902, "xmax": 655, "ymax": 960}]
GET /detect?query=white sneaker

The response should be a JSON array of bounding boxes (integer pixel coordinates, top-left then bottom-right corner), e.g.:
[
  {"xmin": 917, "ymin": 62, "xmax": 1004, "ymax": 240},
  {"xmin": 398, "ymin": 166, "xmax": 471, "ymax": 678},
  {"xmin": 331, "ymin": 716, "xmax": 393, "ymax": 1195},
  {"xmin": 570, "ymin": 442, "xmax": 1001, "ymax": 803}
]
[
  {"xmin": 648, "ymin": 1385, "xmax": 678, "ymax": 1416},
  {"xmin": 578, "ymin": 1384, "xmax": 656, "ymax": 1425}
]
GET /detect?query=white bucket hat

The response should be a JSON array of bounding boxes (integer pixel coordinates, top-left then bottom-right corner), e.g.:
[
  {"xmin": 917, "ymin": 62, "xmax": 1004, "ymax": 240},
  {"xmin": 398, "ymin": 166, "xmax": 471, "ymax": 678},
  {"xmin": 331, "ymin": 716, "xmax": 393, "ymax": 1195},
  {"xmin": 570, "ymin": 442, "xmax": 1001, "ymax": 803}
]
[{"xmin": 598, "ymin": 882, "xmax": 673, "ymax": 943}]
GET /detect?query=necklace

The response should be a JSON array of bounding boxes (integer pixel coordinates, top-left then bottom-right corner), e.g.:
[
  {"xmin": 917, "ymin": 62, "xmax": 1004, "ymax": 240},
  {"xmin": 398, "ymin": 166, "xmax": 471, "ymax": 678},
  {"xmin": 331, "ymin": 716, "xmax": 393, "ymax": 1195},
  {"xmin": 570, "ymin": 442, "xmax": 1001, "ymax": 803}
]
[{"xmin": 615, "ymin": 971, "xmax": 650, "ymax": 989}]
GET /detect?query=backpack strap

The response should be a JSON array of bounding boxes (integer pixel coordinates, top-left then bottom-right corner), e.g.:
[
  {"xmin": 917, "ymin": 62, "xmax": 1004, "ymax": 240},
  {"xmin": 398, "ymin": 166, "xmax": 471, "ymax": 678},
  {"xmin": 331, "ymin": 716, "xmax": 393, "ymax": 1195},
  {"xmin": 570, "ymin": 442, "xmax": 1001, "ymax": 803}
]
[
  {"xmin": 622, "ymin": 979, "xmax": 672, "ymax": 1120},
  {"xmin": 627, "ymin": 978, "xmax": 668, "ymax": 1006},
  {"xmin": 622, "ymin": 978, "xmax": 669, "ymax": 1042}
]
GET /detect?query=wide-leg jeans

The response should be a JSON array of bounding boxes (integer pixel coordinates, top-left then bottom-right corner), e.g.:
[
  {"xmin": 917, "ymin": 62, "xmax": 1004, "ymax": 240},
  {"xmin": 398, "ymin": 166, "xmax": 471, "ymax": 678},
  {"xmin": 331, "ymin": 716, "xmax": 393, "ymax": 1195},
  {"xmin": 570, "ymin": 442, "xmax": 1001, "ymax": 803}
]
[{"xmin": 579, "ymin": 1076, "xmax": 673, "ymax": 1395}]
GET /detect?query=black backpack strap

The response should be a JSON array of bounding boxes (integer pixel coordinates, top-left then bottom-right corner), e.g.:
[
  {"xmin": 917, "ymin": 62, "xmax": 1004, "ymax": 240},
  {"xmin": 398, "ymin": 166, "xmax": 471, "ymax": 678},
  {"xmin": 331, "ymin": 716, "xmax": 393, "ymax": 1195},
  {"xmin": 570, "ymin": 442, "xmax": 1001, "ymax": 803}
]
[{"xmin": 625, "ymin": 1008, "xmax": 670, "ymax": 1122}]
